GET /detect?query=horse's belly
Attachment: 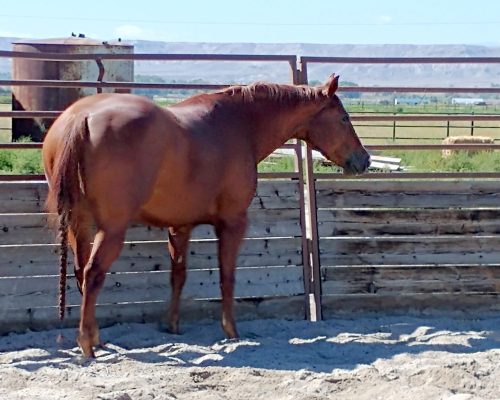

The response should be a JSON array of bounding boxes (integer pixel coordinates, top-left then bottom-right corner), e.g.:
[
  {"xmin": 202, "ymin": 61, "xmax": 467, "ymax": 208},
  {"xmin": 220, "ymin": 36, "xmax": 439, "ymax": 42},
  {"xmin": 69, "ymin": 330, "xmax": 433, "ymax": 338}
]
[{"xmin": 137, "ymin": 189, "xmax": 218, "ymax": 227}]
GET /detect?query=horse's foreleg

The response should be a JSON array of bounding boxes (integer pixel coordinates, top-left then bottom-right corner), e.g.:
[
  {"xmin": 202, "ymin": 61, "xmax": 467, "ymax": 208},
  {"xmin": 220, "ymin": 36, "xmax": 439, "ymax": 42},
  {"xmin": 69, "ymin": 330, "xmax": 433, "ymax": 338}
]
[
  {"xmin": 167, "ymin": 225, "xmax": 192, "ymax": 334},
  {"xmin": 78, "ymin": 229, "xmax": 125, "ymax": 358},
  {"xmin": 216, "ymin": 214, "xmax": 248, "ymax": 339}
]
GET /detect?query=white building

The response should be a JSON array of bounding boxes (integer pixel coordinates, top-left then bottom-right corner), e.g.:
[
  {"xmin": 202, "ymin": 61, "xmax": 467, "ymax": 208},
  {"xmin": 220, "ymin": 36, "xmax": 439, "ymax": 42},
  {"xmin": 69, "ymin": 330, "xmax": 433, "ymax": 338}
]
[{"xmin": 451, "ymin": 98, "xmax": 486, "ymax": 105}]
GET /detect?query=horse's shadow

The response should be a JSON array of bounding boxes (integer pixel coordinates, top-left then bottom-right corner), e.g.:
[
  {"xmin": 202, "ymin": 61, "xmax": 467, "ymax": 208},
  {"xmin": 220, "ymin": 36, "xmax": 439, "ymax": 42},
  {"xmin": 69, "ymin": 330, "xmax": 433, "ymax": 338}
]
[{"xmin": 2, "ymin": 316, "xmax": 499, "ymax": 374}]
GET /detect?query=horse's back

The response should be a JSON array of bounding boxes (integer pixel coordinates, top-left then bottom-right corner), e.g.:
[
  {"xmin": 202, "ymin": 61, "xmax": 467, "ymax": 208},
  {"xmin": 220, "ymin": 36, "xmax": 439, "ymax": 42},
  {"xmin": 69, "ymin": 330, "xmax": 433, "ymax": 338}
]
[
  {"xmin": 44, "ymin": 92, "xmax": 257, "ymax": 229},
  {"xmin": 44, "ymin": 93, "xmax": 181, "ymax": 228}
]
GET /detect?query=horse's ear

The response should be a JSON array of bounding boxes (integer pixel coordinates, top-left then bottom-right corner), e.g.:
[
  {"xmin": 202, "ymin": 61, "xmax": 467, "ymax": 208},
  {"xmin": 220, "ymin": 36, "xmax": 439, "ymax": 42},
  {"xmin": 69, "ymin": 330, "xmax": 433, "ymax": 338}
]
[{"xmin": 322, "ymin": 74, "xmax": 339, "ymax": 97}]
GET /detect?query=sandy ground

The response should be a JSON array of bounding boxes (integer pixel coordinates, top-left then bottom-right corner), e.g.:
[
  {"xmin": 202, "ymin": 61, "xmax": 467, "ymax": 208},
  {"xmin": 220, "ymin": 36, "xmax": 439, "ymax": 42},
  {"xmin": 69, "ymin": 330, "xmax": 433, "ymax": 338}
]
[{"xmin": 0, "ymin": 315, "xmax": 499, "ymax": 400}]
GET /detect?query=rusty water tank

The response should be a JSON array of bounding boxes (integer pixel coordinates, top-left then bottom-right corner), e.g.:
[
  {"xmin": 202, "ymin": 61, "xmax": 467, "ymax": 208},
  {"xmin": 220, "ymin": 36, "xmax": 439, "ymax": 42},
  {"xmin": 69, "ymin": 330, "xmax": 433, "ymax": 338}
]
[{"xmin": 12, "ymin": 37, "xmax": 134, "ymax": 141}]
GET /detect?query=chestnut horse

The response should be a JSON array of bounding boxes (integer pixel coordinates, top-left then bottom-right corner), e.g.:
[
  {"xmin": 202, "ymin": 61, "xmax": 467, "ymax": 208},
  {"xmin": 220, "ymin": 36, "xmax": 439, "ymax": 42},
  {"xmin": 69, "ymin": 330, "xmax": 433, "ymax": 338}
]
[{"xmin": 43, "ymin": 74, "xmax": 370, "ymax": 357}]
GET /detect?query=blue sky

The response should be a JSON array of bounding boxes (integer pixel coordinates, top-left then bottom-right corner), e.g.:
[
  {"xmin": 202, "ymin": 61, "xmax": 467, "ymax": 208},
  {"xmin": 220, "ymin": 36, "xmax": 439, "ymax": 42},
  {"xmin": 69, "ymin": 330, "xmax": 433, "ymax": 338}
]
[{"xmin": 0, "ymin": 0, "xmax": 499, "ymax": 45}]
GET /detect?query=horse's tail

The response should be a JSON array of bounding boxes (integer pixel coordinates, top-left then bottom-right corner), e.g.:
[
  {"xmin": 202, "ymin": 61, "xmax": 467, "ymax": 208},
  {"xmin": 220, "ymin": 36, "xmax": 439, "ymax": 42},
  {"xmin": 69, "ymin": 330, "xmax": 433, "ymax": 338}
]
[{"xmin": 45, "ymin": 115, "xmax": 89, "ymax": 320}]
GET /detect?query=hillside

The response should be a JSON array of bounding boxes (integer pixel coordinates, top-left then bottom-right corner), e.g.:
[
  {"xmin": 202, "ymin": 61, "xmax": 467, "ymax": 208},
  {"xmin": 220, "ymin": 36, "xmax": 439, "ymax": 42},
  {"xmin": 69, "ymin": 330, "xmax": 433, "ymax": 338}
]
[{"xmin": 2, "ymin": 37, "xmax": 500, "ymax": 86}]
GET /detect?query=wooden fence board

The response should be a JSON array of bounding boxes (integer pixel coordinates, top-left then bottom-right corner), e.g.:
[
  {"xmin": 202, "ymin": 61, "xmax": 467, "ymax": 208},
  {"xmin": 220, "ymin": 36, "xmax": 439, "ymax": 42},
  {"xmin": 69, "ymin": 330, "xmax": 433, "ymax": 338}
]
[
  {"xmin": 0, "ymin": 208, "xmax": 302, "ymax": 245},
  {"xmin": 321, "ymin": 265, "xmax": 500, "ymax": 295},
  {"xmin": 0, "ymin": 182, "xmax": 47, "ymax": 214},
  {"xmin": 0, "ymin": 180, "xmax": 301, "ymax": 214},
  {"xmin": 0, "ymin": 265, "xmax": 304, "ymax": 309},
  {"xmin": 317, "ymin": 209, "xmax": 500, "ymax": 237},
  {"xmin": 319, "ymin": 236, "xmax": 500, "ymax": 266},
  {"xmin": 316, "ymin": 180, "xmax": 500, "ymax": 209},
  {"xmin": 321, "ymin": 293, "xmax": 500, "ymax": 318},
  {"xmin": 0, "ymin": 296, "xmax": 306, "ymax": 335},
  {"xmin": 0, "ymin": 237, "xmax": 302, "ymax": 277}
]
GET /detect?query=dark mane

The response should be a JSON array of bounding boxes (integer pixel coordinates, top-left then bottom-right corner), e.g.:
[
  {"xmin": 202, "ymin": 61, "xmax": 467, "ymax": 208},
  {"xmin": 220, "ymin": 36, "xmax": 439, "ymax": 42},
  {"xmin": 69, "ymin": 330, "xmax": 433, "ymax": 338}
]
[{"xmin": 219, "ymin": 82, "xmax": 323, "ymax": 103}]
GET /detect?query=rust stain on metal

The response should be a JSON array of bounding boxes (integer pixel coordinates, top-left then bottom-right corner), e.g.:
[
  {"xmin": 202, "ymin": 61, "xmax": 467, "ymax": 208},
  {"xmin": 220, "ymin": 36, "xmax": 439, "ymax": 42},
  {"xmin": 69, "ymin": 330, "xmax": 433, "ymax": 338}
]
[
  {"xmin": 95, "ymin": 58, "xmax": 105, "ymax": 94},
  {"xmin": 11, "ymin": 37, "xmax": 133, "ymax": 142}
]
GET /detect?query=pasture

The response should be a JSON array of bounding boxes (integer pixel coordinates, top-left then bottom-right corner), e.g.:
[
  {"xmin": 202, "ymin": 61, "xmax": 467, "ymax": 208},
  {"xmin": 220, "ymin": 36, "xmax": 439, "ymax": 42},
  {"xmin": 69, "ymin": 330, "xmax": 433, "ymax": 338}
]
[
  {"xmin": 3, "ymin": 101, "xmax": 500, "ymax": 144},
  {"xmin": 1, "ymin": 100, "xmax": 500, "ymax": 174}
]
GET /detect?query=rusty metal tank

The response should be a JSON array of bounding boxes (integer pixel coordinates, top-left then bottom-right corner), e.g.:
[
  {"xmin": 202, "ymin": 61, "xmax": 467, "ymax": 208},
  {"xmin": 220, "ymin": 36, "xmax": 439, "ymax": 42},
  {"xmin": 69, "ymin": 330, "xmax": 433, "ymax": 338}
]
[{"xmin": 12, "ymin": 37, "xmax": 134, "ymax": 141}]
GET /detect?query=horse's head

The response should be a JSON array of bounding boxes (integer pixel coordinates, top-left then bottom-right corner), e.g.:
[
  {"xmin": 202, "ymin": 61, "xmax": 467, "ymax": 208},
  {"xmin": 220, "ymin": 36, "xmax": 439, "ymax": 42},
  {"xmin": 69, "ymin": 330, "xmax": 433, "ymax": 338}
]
[{"xmin": 300, "ymin": 74, "xmax": 370, "ymax": 174}]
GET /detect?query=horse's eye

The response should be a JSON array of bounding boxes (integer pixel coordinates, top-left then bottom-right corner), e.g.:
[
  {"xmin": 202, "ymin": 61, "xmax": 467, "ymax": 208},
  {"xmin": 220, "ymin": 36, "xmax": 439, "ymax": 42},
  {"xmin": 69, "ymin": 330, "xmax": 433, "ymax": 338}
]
[{"xmin": 341, "ymin": 115, "xmax": 350, "ymax": 123}]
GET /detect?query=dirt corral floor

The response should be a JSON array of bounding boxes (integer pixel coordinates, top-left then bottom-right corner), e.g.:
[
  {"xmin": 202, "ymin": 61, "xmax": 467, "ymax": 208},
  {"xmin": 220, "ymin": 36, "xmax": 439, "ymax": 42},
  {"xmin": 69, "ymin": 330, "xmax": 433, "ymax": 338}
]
[{"xmin": 0, "ymin": 315, "xmax": 499, "ymax": 400}]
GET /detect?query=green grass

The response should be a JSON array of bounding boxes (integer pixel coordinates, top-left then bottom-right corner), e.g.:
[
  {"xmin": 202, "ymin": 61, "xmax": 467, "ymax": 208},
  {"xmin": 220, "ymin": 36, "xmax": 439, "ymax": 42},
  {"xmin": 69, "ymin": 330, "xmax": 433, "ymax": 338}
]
[
  {"xmin": 258, "ymin": 150, "xmax": 500, "ymax": 174},
  {"xmin": 1, "ymin": 145, "xmax": 498, "ymax": 175},
  {"xmin": 345, "ymin": 102, "xmax": 500, "ymax": 115},
  {"xmin": 258, "ymin": 156, "xmax": 341, "ymax": 174},
  {"xmin": 0, "ymin": 138, "xmax": 43, "ymax": 175},
  {"xmin": 1, "ymin": 100, "xmax": 499, "ymax": 175},
  {"xmin": 382, "ymin": 150, "xmax": 500, "ymax": 173}
]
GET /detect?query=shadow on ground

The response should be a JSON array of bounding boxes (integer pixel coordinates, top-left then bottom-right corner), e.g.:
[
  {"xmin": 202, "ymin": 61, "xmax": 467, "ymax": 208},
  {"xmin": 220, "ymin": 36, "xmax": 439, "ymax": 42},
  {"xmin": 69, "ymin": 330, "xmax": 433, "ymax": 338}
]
[{"xmin": 1, "ymin": 315, "xmax": 499, "ymax": 373}]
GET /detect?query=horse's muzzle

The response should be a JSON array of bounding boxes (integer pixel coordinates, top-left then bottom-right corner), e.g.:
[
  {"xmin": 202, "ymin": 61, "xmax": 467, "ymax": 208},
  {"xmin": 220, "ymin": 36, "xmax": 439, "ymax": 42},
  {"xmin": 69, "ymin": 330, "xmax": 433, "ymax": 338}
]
[{"xmin": 344, "ymin": 149, "xmax": 371, "ymax": 175}]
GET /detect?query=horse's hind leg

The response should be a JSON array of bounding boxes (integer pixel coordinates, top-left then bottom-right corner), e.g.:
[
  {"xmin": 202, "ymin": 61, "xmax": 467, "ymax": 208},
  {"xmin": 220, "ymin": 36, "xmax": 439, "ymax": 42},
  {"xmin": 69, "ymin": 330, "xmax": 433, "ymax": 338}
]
[
  {"xmin": 68, "ymin": 208, "xmax": 93, "ymax": 293},
  {"xmin": 78, "ymin": 228, "xmax": 126, "ymax": 358},
  {"xmin": 167, "ymin": 225, "xmax": 192, "ymax": 334}
]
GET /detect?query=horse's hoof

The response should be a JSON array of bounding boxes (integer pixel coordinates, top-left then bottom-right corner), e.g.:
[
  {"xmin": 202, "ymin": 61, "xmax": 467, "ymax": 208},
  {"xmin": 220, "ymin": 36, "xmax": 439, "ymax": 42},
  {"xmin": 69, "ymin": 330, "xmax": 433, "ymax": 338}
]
[
  {"xmin": 77, "ymin": 335, "xmax": 96, "ymax": 359},
  {"xmin": 168, "ymin": 324, "xmax": 181, "ymax": 335},
  {"xmin": 77, "ymin": 342, "xmax": 96, "ymax": 359},
  {"xmin": 223, "ymin": 325, "xmax": 239, "ymax": 339}
]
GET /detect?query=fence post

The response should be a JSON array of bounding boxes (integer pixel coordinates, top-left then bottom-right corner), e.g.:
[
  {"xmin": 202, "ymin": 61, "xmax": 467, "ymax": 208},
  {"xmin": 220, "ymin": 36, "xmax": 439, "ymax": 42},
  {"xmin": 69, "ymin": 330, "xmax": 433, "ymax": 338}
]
[
  {"xmin": 297, "ymin": 57, "xmax": 322, "ymax": 322},
  {"xmin": 289, "ymin": 58, "xmax": 313, "ymax": 321},
  {"xmin": 471, "ymin": 111, "xmax": 475, "ymax": 136},
  {"xmin": 392, "ymin": 112, "xmax": 397, "ymax": 141}
]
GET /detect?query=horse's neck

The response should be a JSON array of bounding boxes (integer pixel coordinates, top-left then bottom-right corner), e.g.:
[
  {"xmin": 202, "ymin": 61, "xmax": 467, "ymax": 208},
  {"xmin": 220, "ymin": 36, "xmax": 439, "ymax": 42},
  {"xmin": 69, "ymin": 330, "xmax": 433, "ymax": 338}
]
[
  {"xmin": 170, "ymin": 94, "xmax": 317, "ymax": 163},
  {"xmin": 246, "ymin": 100, "xmax": 316, "ymax": 163}
]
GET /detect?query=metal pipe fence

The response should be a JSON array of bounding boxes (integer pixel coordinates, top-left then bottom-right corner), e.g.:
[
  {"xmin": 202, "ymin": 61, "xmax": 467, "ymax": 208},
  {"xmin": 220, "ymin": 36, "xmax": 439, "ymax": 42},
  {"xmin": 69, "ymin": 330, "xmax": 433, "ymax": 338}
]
[{"xmin": 1, "ymin": 51, "xmax": 500, "ymax": 320}]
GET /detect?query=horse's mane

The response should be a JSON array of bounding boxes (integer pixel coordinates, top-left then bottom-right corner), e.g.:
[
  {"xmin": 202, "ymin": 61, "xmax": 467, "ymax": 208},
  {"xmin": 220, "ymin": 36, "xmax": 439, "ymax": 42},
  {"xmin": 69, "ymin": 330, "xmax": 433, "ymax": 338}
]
[{"xmin": 218, "ymin": 82, "xmax": 323, "ymax": 104}]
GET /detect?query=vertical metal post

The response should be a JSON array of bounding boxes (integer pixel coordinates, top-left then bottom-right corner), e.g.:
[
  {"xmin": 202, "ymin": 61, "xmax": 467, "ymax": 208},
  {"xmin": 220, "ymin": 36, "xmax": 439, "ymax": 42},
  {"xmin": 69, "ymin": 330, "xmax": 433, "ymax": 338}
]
[
  {"xmin": 392, "ymin": 113, "xmax": 397, "ymax": 141},
  {"xmin": 293, "ymin": 142, "xmax": 312, "ymax": 320},
  {"xmin": 95, "ymin": 58, "xmax": 105, "ymax": 94},
  {"xmin": 471, "ymin": 112, "xmax": 475, "ymax": 136},
  {"xmin": 298, "ymin": 57, "xmax": 322, "ymax": 322},
  {"xmin": 290, "ymin": 58, "xmax": 312, "ymax": 320}
]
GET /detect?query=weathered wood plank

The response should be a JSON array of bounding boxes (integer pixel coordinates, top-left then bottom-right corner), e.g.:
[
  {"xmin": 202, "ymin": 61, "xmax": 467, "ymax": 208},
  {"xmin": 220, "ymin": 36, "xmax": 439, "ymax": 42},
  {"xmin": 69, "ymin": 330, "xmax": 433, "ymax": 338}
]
[
  {"xmin": 0, "ymin": 296, "xmax": 306, "ymax": 335},
  {"xmin": 0, "ymin": 213, "xmax": 54, "ymax": 245},
  {"xmin": 0, "ymin": 182, "xmax": 47, "ymax": 214},
  {"xmin": 317, "ymin": 209, "xmax": 500, "ymax": 237},
  {"xmin": 131, "ymin": 208, "xmax": 302, "ymax": 241},
  {"xmin": 0, "ymin": 180, "xmax": 301, "ymax": 214},
  {"xmin": 319, "ymin": 236, "xmax": 500, "ymax": 266},
  {"xmin": 0, "ymin": 237, "xmax": 302, "ymax": 277},
  {"xmin": 120, "ymin": 238, "xmax": 303, "ymax": 272},
  {"xmin": 316, "ymin": 179, "xmax": 500, "ymax": 193},
  {"xmin": 0, "ymin": 265, "xmax": 305, "ymax": 309},
  {"xmin": 321, "ymin": 293, "xmax": 500, "ymax": 318},
  {"xmin": 321, "ymin": 265, "xmax": 500, "ymax": 295},
  {"xmin": 0, "ymin": 207, "xmax": 302, "ymax": 245},
  {"xmin": 316, "ymin": 179, "xmax": 500, "ymax": 209}
]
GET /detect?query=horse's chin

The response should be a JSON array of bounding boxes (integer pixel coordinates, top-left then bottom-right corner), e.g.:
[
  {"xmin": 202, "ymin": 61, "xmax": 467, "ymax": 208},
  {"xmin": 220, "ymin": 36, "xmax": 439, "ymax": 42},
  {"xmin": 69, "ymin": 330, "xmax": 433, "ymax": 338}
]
[
  {"xmin": 342, "ymin": 167, "xmax": 360, "ymax": 176},
  {"xmin": 342, "ymin": 162, "xmax": 370, "ymax": 175}
]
